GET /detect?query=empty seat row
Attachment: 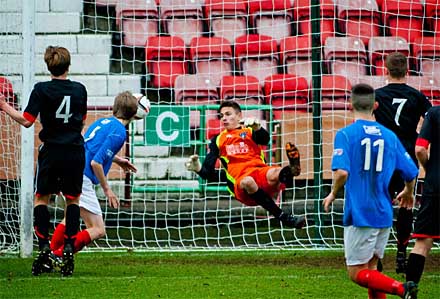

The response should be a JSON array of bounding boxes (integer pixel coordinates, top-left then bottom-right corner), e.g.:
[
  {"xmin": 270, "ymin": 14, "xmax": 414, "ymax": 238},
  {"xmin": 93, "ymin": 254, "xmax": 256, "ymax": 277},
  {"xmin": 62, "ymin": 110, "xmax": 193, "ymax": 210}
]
[
  {"xmin": 173, "ymin": 73, "xmax": 352, "ymax": 124},
  {"xmin": 112, "ymin": 0, "xmax": 440, "ymax": 48},
  {"xmin": 144, "ymin": 35, "xmax": 440, "ymax": 89},
  {"xmin": 173, "ymin": 72, "xmax": 439, "ymax": 128}
]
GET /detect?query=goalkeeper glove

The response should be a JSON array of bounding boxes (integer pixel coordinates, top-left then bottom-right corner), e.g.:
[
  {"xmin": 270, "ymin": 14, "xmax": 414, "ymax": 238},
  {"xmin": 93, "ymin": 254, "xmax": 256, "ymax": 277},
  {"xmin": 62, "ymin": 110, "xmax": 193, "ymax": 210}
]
[
  {"xmin": 185, "ymin": 155, "xmax": 201, "ymax": 172},
  {"xmin": 240, "ymin": 117, "xmax": 261, "ymax": 130}
]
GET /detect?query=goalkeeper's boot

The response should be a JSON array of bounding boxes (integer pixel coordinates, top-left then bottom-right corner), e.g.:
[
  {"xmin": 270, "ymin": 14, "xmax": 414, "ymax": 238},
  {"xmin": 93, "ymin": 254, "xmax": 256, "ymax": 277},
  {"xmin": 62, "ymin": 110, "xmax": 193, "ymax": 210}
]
[
  {"xmin": 31, "ymin": 244, "xmax": 53, "ymax": 276},
  {"xmin": 285, "ymin": 142, "xmax": 301, "ymax": 176},
  {"xmin": 396, "ymin": 251, "xmax": 407, "ymax": 274},
  {"xmin": 279, "ymin": 212, "xmax": 306, "ymax": 229},
  {"xmin": 402, "ymin": 281, "xmax": 418, "ymax": 299},
  {"xmin": 61, "ymin": 243, "xmax": 74, "ymax": 277}
]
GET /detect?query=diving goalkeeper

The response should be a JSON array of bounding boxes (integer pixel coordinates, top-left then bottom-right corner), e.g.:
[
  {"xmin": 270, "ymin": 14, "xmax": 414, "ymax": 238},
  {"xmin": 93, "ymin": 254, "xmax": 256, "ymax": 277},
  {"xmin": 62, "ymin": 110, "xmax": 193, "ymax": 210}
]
[{"xmin": 185, "ymin": 100, "xmax": 305, "ymax": 228}]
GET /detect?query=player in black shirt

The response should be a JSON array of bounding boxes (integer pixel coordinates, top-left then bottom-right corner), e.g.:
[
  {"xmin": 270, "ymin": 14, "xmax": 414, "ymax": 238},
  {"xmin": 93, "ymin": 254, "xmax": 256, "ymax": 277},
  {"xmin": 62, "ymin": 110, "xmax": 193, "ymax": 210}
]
[
  {"xmin": 0, "ymin": 46, "xmax": 87, "ymax": 276},
  {"xmin": 373, "ymin": 52, "xmax": 432, "ymax": 274},
  {"xmin": 406, "ymin": 106, "xmax": 440, "ymax": 292}
]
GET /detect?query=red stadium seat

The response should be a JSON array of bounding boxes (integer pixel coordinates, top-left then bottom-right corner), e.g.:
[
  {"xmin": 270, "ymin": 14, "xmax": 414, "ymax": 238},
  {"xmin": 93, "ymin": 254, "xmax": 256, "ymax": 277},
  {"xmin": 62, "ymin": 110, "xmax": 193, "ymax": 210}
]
[
  {"xmin": 189, "ymin": 37, "xmax": 233, "ymax": 86},
  {"xmin": 406, "ymin": 76, "xmax": 440, "ymax": 106},
  {"xmin": 382, "ymin": 0, "xmax": 423, "ymax": 43},
  {"xmin": 204, "ymin": 0, "xmax": 248, "ymax": 44},
  {"xmin": 351, "ymin": 75, "xmax": 388, "ymax": 90},
  {"xmin": 145, "ymin": 36, "xmax": 188, "ymax": 88},
  {"xmin": 160, "ymin": 0, "xmax": 204, "ymax": 45},
  {"xmin": 264, "ymin": 74, "xmax": 310, "ymax": 120},
  {"xmin": 115, "ymin": 0, "xmax": 158, "ymax": 47},
  {"xmin": 321, "ymin": 75, "xmax": 352, "ymax": 110},
  {"xmin": 206, "ymin": 118, "xmax": 222, "ymax": 140},
  {"xmin": 413, "ymin": 37, "xmax": 440, "ymax": 77},
  {"xmin": 369, "ymin": 36, "xmax": 410, "ymax": 76},
  {"xmin": 0, "ymin": 77, "xmax": 14, "ymax": 101},
  {"xmin": 248, "ymin": 0, "xmax": 293, "ymax": 42},
  {"xmin": 280, "ymin": 36, "xmax": 312, "ymax": 82},
  {"xmin": 425, "ymin": 0, "xmax": 440, "ymax": 36},
  {"xmin": 174, "ymin": 74, "xmax": 219, "ymax": 127},
  {"xmin": 234, "ymin": 34, "xmax": 279, "ymax": 85},
  {"xmin": 219, "ymin": 75, "xmax": 264, "ymax": 119},
  {"xmin": 336, "ymin": 0, "xmax": 380, "ymax": 46},
  {"xmin": 324, "ymin": 37, "xmax": 368, "ymax": 81},
  {"xmin": 294, "ymin": 0, "xmax": 335, "ymax": 43}
]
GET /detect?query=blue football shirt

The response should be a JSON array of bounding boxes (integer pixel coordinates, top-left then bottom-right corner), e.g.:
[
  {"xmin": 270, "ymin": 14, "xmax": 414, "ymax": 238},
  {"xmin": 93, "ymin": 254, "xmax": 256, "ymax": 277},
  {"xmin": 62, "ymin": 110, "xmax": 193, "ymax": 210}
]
[
  {"xmin": 83, "ymin": 116, "xmax": 127, "ymax": 185},
  {"xmin": 332, "ymin": 119, "xmax": 418, "ymax": 228}
]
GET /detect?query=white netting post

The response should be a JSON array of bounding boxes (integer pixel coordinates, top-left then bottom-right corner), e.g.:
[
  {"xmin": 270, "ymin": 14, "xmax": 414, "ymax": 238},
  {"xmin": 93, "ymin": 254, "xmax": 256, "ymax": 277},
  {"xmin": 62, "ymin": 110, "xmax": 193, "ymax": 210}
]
[{"xmin": 20, "ymin": 0, "xmax": 36, "ymax": 258}]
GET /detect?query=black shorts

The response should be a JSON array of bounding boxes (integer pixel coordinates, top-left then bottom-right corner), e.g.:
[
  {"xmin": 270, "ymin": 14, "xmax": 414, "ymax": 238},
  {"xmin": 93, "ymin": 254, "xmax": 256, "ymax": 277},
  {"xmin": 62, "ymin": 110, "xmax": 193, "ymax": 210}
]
[
  {"xmin": 388, "ymin": 171, "xmax": 405, "ymax": 200},
  {"xmin": 35, "ymin": 143, "xmax": 85, "ymax": 199},
  {"xmin": 413, "ymin": 193, "xmax": 440, "ymax": 239}
]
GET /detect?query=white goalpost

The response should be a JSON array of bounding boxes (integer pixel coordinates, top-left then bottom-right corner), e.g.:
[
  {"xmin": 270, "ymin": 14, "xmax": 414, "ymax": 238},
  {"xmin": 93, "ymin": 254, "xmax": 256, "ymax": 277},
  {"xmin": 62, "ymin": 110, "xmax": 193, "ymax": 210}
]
[{"xmin": 0, "ymin": 0, "xmax": 438, "ymax": 255}]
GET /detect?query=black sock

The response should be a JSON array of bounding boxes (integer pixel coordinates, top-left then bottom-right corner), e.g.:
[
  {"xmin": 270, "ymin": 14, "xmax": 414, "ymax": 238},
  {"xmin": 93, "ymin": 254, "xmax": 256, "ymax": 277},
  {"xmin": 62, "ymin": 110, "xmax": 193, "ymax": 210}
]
[
  {"xmin": 247, "ymin": 189, "xmax": 282, "ymax": 218},
  {"xmin": 406, "ymin": 253, "xmax": 425, "ymax": 283},
  {"xmin": 34, "ymin": 205, "xmax": 50, "ymax": 250},
  {"xmin": 396, "ymin": 207, "xmax": 413, "ymax": 252},
  {"xmin": 64, "ymin": 204, "xmax": 80, "ymax": 246}
]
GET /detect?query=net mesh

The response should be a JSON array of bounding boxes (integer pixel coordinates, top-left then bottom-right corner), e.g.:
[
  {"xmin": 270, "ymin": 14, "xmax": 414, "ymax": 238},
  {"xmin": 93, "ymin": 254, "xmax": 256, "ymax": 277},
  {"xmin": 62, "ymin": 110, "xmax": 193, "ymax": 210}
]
[{"xmin": 0, "ymin": 0, "xmax": 439, "ymax": 253}]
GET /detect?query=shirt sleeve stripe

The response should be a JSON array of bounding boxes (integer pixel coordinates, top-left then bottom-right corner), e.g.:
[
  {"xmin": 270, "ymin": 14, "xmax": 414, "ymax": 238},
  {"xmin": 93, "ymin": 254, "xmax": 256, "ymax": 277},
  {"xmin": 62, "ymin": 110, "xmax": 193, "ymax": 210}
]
[
  {"xmin": 415, "ymin": 137, "xmax": 430, "ymax": 149},
  {"xmin": 23, "ymin": 112, "xmax": 36, "ymax": 123}
]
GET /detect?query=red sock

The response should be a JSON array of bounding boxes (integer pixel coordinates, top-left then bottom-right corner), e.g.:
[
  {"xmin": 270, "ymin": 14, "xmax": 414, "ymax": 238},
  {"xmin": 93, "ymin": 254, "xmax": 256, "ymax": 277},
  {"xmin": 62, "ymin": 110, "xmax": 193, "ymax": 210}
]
[
  {"xmin": 50, "ymin": 223, "xmax": 65, "ymax": 252},
  {"xmin": 356, "ymin": 269, "xmax": 404, "ymax": 296},
  {"xmin": 53, "ymin": 230, "xmax": 92, "ymax": 257},
  {"xmin": 368, "ymin": 288, "xmax": 387, "ymax": 299},
  {"xmin": 74, "ymin": 230, "xmax": 92, "ymax": 252}
]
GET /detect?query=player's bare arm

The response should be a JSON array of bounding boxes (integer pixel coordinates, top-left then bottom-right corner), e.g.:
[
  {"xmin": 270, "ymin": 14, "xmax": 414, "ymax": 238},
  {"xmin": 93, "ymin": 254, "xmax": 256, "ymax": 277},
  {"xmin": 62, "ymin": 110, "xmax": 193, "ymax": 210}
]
[
  {"xmin": 91, "ymin": 160, "xmax": 119, "ymax": 209},
  {"xmin": 415, "ymin": 145, "xmax": 429, "ymax": 170},
  {"xmin": 323, "ymin": 169, "xmax": 348, "ymax": 213},
  {"xmin": 396, "ymin": 179, "xmax": 416, "ymax": 209},
  {"xmin": 0, "ymin": 94, "xmax": 33, "ymax": 128},
  {"xmin": 113, "ymin": 156, "xmax": 137, "ymax": 173}
]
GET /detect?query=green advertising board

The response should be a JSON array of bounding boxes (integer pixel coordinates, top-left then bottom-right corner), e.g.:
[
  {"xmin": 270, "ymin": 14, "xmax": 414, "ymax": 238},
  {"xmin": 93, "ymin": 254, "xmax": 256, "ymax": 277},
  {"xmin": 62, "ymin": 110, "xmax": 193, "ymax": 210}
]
[{"xmin": 145, "ymin": 106, "xmax": 190, "ymax": 146}]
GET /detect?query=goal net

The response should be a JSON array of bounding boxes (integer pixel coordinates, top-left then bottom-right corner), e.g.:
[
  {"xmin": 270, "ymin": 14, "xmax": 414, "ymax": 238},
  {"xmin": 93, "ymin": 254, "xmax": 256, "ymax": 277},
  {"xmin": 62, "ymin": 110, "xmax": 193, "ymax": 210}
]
[{"xmin": 0, "ymin": 0, "xmax": 439, "ymax": 254}]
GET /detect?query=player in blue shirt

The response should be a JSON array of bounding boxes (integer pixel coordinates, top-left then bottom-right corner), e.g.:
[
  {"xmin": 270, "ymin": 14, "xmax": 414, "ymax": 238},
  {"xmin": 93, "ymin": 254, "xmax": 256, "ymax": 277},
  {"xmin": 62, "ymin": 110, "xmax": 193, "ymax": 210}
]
[
  {"xmin": 323, "ymin": 84, "xmax": 419, "ymax": 299},
  {"xmin": 50, "ymin": 91, "xmax": 139, "ymax": 265}
]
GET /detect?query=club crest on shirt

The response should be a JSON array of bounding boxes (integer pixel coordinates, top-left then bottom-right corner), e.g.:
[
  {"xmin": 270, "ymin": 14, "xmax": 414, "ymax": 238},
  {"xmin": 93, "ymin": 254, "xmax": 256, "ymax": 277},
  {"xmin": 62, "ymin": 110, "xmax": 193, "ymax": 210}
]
[
  {"xmin": 333, "ymin": 148, "xmax": 343, "ymax": 156},
  {"xmin": 363, "ymin": 125, "xmax": 382, "ymax": 136},
  {"xmin": 239, "ymin": 131, "xmax": 247, "ymax": 139}
]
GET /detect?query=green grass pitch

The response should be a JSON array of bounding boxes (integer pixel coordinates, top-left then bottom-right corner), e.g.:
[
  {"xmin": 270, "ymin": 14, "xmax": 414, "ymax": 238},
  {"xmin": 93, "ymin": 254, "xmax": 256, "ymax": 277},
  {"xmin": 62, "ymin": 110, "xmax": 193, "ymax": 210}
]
[{"xmin": 1, "ymin": 250, "xmax": 439, "ymax": 298}]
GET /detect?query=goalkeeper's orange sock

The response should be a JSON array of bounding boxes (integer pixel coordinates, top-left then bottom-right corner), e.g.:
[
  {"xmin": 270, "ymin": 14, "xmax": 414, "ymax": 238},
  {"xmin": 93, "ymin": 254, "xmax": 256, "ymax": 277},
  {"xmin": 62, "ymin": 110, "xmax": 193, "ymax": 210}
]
[
  {"xmin": 53, "ymin": 230, "xmax": 91, "ymax": 257},
  {"xmin": 368, "ymin": 288, "xmax": 386, "ymax": 298},
  {"xmin": 356, "ymin": 269, "xmax": 404, "ymax": 296},
  {"xmin": 50, "ymin": 223, "xmax": 65, "ymax": 252}
]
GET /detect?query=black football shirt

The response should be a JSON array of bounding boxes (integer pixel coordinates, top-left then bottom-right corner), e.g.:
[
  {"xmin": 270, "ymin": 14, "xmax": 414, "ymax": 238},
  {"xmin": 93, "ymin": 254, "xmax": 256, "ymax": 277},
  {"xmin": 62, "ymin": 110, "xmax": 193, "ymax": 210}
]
[
  {"xmin": 24, "ymin": 79, "xmax": 87, "ymax": 146},
  {"xmin": 417, "ymin": 106, "xmax": 440, "ymax": 194},
  {"xmin": 374, "ymin": 83, "xmax": 432, "ymax": 160}
]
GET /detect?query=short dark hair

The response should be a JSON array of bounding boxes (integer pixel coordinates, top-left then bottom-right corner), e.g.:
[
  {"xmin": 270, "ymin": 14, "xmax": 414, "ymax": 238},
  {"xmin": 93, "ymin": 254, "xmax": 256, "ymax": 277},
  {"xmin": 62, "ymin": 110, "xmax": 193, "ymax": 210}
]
[
  {"xmin": 351, "ymin": 83, "xmax": 375, "ymax": 113},
  {"xmin": 113, "ymin": 91, "xmax": 138, "ymax": 120},
  {"xmin": 218, "ymin": 100, "xmax": 241, "ymax": 114},
  {"xmin": 44, "ymin": 46, "xmax": 71, "ymax": 76},
  {"xmin": 385, "ymin": 52, "xmax": 407, "ymax": 79}
]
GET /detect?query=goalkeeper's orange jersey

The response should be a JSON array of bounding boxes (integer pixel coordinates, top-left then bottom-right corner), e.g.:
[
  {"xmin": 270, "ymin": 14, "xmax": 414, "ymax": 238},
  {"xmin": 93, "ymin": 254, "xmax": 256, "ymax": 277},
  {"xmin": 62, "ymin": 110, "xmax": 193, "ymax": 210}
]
[{"xmin": 216, "ymin": 127, "xmax": 266, "ymax": 180}]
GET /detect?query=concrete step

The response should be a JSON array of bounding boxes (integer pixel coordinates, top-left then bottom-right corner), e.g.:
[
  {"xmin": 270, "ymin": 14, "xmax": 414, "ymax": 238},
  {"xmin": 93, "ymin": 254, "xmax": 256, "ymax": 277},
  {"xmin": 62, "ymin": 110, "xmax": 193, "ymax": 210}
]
[
  {"xmin": 0, "ymin": 53, "xmax": 110, "ymax": 75},
  {"xmin": 132, "ymin": 157, "xmax": 193, "ymax": 180},
  {"xmin": 0, "ymin": 12, "xmax": 81, "ymax": 33},
  {"xmin": 7, "ymin": 75, "xmax": 141, "ymax": 97},
  {"xmin": 0, "ymin": 0, "xmax": 83, "ymax": 13},
  {"xmin": 0, "ymin": 35, "xmax": 112, "ymax": 55}
]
